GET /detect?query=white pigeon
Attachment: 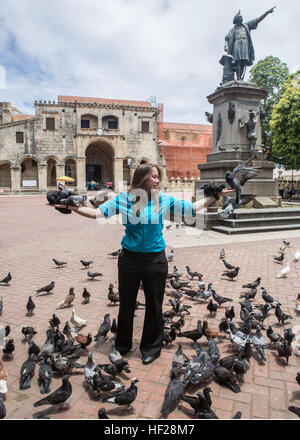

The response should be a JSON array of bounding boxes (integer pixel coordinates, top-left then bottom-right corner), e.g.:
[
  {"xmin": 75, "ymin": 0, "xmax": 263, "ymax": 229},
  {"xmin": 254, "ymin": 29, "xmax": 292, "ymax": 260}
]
[
  {"xmin": 70, "ymin": 309, "xmax": 87, "ymax": 329},
  {"xmin": 294, "ymin": 249, "xmax": 300, "ymax": 262},
  {"xmin": 277, "ymin": 262, "xmax": 290, "ymax": 278},
  {"xmin": 226, "ymin": 329, "xmax": 249, "ymax": 350}
]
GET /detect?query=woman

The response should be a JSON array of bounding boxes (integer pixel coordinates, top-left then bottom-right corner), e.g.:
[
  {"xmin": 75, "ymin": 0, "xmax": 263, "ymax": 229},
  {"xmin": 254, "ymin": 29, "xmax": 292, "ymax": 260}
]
[{"xmin": 54, "ymin": 163, "xmax": 233, "ymax": 365}]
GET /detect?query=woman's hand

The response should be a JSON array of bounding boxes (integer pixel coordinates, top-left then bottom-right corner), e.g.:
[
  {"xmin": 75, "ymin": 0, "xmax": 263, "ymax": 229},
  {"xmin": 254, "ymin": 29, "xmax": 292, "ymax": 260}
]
[{"xmin": 54, "ymin": 204, "xmax": 78, "ymax": 212}]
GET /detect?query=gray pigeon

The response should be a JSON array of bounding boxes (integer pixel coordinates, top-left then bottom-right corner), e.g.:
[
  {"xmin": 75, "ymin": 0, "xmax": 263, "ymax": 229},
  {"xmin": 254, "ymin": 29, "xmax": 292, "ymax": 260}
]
[
  {"xmin": 94, "ymin": 314, "xmax": 111, "ymax": 342},
  {"xmin": 225, "ymin": 160, "xmax": 261, "ymax": 205},
  {"xmin": 38, "ymin": 360, "xmax": 53, "ymax": 394},
  {"xmin": 159, "ymin": 369, "xmax": 184, "ymax": 419},
  {"xmin": 19, "ymin": 354, "xmax": 36, "ymax": 390},
  {"xmin": 101, "ymin": 377, "xmax": 139, "ymax": 412},
  {"xmin": 35, "ymin": 281, "xmax": 55, "ymax": 295},
  {"xmin": 26, "ymin": 296, "xmax": 35, "ymax": 315},
  {"xmin": 0, "ymin": 272, "xmax": 11, "ymax": 285},
  {"xmin": 252, "ymin": 328, "xmax": 266, "ymax": 362}
]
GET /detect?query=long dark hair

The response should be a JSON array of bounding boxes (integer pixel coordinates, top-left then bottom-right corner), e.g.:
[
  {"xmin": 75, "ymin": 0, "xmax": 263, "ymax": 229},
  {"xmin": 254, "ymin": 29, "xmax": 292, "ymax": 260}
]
[{"xmin": 129, "ymin": 163, "xmax": 163, "ymax": 213}]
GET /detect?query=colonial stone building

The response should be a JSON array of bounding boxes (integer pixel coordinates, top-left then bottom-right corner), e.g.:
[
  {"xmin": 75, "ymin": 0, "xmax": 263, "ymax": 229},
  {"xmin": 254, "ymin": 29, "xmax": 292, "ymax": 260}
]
[{"xmin": 0, "ymin": 96, "xmax": 165, "ymax": 193}]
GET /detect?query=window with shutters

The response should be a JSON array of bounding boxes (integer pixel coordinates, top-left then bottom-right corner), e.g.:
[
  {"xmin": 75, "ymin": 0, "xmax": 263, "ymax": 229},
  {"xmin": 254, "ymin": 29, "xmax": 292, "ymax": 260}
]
[
  {"xmin": 141, "ymin": 121, "xmax": 150, "ymax": 132},
  {"xmin": 108, "ymin": 119, "xmax": 118, "ymax": 129},
  {"xmin": 46, "ymin": 117, "xmax": 55, "ymax": 130},
  {"xmin": 16, "ymin": 132, "xmax": 24, "ymax": 143},
  {"xmin": 81, "ymin": 119, "xmax": 90, "ymax": 129}
]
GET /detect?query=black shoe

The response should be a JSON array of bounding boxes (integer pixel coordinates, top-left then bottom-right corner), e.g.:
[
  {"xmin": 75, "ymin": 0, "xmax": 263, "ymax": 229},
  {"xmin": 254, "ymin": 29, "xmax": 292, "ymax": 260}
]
[{"xmin": 142, "ymin": 353, "xmax": 160, "ymax": 365}]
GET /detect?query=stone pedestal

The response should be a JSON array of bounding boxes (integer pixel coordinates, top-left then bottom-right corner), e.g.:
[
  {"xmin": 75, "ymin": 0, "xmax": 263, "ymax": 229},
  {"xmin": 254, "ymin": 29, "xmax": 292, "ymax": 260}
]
[{"xmin": 196, "ymin": 81, "xmax": 278, "ymax": 202}]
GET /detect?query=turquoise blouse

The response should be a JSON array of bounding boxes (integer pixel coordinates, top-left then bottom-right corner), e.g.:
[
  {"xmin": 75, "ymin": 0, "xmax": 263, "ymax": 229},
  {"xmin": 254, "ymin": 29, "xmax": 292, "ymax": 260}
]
[{"xmin": 99, "ymin": 192, "xmax": 194, "ymax": 252}]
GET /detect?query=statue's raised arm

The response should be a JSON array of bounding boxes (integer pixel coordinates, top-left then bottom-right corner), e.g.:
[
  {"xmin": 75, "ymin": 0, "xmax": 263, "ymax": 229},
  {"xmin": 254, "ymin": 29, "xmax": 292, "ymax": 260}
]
[{"xmin": 256, "ymin": 6, "xmax": 276, "ymax": 24}]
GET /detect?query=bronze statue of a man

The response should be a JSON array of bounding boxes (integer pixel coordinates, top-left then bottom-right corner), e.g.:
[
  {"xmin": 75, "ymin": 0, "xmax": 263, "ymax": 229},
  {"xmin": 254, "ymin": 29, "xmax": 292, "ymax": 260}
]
[{"xmin": 224, "ymin": 7, "xmax": 276, "ymax": 80}]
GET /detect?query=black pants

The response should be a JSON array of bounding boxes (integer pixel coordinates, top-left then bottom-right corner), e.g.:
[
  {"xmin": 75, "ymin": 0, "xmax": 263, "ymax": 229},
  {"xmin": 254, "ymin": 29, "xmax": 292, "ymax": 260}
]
[{"xmin": 115, "ymin": 248, "xmax": 168, "ymax": 359}]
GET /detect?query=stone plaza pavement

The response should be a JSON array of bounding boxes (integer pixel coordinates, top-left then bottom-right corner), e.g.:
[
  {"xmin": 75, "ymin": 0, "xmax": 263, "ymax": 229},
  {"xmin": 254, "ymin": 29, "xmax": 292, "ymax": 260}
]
[{"xmin": 0, "ymin": 194, "xmax": 299, "ymax": 420}]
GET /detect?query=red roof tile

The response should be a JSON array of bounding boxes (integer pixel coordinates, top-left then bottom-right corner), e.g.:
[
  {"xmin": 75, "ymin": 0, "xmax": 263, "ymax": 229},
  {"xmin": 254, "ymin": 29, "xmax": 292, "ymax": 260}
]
[
  {"xmin": 12, "ymin": 114, "xmax": 35, "ymax": 121},
  {"xmin": 57, "ymin": 95, "xmax": 153, "ymax": 108}
]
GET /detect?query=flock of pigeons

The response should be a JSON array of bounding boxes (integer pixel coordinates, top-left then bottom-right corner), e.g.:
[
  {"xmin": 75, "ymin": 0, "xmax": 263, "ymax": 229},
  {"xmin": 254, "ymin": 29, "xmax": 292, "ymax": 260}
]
[{"xmin": 0, "ymin": 236, "xmax": 300, "ymax": 420}]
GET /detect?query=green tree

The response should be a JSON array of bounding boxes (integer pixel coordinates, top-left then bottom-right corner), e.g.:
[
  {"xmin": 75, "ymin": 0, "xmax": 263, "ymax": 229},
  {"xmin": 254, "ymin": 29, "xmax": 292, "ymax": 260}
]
[
  {"xmin": 249, "ymin": 56, "xmax": 289, "ymax": 146},
  {"xmin": 270, "ymin": 71, "xmax": 300, "ymax": 169}
]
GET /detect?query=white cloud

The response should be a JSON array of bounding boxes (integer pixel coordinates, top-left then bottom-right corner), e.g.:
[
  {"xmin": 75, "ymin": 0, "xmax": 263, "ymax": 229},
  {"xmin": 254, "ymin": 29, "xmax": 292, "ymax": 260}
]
[{"xmin": 0, "ymin": 0, "xmax": 299, "ymax": 123}]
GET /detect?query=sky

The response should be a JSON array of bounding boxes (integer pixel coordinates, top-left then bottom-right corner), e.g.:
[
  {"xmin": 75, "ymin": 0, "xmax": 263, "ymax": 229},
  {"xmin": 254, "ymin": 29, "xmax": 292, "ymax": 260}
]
[{"xmin": 0, "ymin": 0, "xmax": 299, "ymax": 124}]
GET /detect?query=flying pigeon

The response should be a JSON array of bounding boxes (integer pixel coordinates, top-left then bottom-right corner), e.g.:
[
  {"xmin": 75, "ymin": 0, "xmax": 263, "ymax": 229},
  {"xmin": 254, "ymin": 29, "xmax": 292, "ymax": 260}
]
[{"xmin": 225, "ymin": 160, "xmax": 261, "ymax": 205}]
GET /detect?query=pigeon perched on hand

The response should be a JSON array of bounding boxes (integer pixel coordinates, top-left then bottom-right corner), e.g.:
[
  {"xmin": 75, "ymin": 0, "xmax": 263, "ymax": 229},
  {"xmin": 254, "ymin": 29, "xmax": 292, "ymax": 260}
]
[
  {"xmin": 35, "ymin": 281, "xmax": 55, "ymax": 296},
  {"xmin": 225, "ymin": 160, "xmax": 261, "ymax": 205}
]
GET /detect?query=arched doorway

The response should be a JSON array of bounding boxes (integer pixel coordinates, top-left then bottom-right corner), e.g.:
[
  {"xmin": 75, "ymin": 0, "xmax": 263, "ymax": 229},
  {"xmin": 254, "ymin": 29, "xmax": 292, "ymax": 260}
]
[
  {"xmin": 85, "ymin": 141, "xmax": 114, "ymax": 188},
  {"xmin": 0, "ymin": 163, "xmax": 11, "ymax": 188},
  {"xmin": 20, "ymin": 157, "xmax": 38, "ymax": 189},
  {"xmin": 47, "ymin": 158, "xmax": 57, "ymax": 187}
]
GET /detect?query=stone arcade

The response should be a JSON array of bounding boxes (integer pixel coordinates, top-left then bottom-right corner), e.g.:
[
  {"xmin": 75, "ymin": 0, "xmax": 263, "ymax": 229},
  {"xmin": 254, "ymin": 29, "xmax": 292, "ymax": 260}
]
[{"xmin": 0, "ymin": 96, "xmax": 166, "ymax": 193}]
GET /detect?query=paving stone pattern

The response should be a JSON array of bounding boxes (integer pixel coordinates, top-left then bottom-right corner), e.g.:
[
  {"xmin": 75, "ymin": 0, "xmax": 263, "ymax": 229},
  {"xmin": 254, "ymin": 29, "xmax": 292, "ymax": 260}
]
[{"xmin": 0, "ymin": 195, "xmax": 299, "ymax": 419}]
